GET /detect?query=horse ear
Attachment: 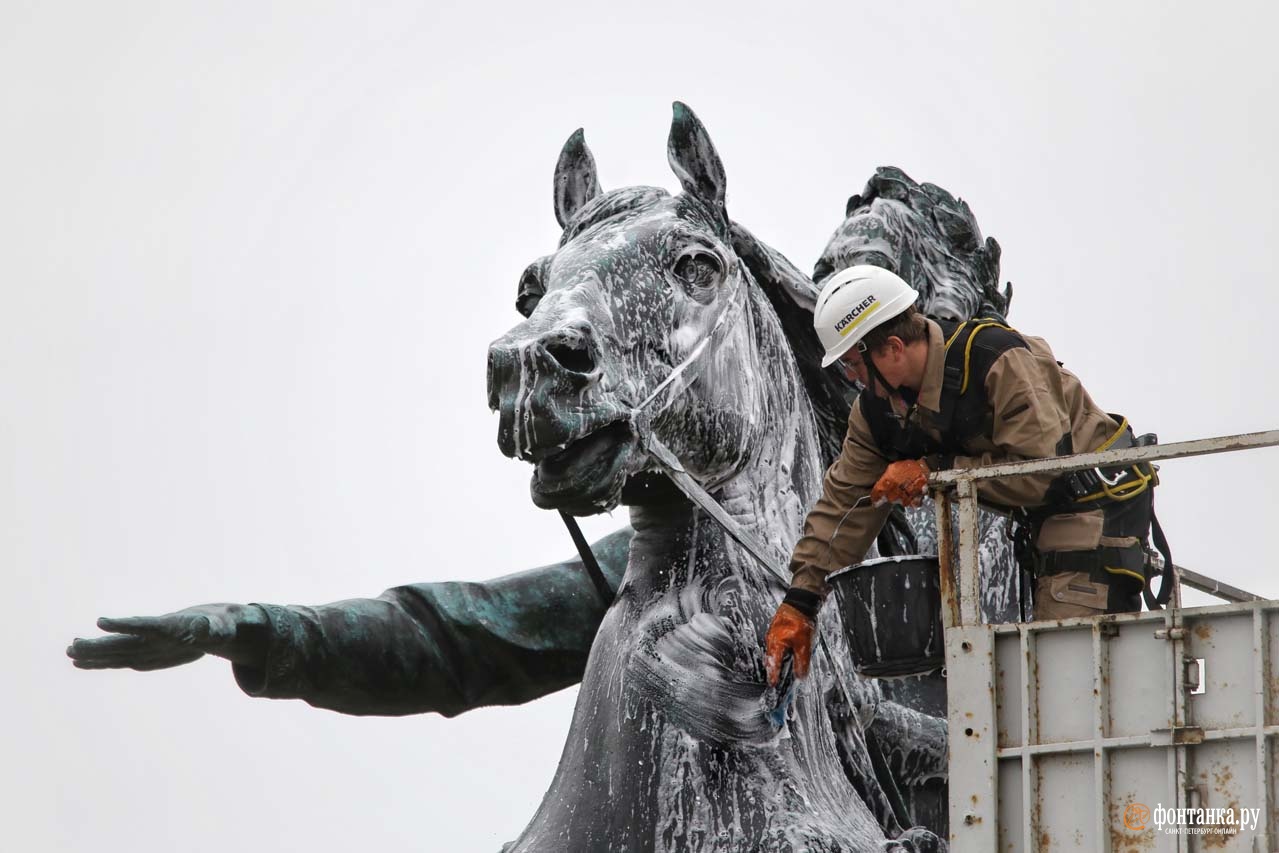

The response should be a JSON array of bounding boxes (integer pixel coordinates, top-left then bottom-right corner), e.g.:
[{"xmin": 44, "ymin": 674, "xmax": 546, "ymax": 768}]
[
  {"xmin": 554, "ymin": 128, "xmax": 601, "ymax": 229},
  {"xmin": 667, "ymin": 102, "xmax": 727, "ymax": 213},
  {"xmin": 845, "ymin": 194, "xmax": 864, "ymax": 217}
]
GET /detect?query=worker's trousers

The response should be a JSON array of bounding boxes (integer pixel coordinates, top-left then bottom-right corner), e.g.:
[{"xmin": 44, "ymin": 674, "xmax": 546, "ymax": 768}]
[{"xmin": 1029, "ymin": 497, "xmax": 1150, "ymax": 620}]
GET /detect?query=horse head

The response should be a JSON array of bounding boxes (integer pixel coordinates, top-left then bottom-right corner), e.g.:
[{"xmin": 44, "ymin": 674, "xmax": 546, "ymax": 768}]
[
  {"xmin": 487, "ymin": 103, "xmax": 826, "ymax": 523},
  {"xmin": 813, "ymin": 166, "xmax": 1013, "ymax": 322}
]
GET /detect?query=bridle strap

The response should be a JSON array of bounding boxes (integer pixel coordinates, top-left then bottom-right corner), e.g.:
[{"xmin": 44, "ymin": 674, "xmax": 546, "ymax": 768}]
[
  {"xmin": 564, "ymin": 269, "xmax": 862, "ymax": 732},
  {"xmin": 621, "ymin": 276, "xmax": 792, "ymax": 584},
  {"xmin": 628, "ymin": 276, "xmax": 749, "ymax": 426},
  {"xmin": 644, "ymin": 435, "xmax": 789, "ymax": 588},
  {"xmin": 561, "ymin": 275, "xmax": 788, "ymax": 597}
]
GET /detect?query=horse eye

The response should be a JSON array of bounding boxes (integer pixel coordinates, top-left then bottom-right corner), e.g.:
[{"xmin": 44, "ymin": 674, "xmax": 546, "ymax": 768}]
[
  {"xmin": 515, "ymin": 262, "xmax": 546, "ymax": 318},
  {"xmin": 673, "ymin": 251, "xmax": 722, "ymax": 289}
]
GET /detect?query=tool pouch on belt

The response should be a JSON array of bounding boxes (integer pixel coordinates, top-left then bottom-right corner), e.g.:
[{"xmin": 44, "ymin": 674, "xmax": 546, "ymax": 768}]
[
  {"xmin": 1095, "ymin": 491, "xmax": 1154, "ymax": 612},
  {"xmin": 1029, "ymin": 501, "xmax": 1149, "ymax": 613},
  {"xmin": 1018, "ymin": 418, "xmax": 1168, "ymax": 613}
]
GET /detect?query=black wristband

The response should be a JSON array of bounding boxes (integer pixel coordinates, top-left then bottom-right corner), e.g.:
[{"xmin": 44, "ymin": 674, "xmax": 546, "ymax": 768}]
[{"xmin": 782, "ymin": 587, "xmax": 822, "ymax": 620}]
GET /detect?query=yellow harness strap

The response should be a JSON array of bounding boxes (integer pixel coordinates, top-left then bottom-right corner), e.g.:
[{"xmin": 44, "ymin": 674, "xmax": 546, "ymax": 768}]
[
  {"xmin": 941, "ymin": 318, "xmax": 1017, "ymax": 395},
  {"xmin": 1073, "ymin": 416, "xmax": 1156, "ymax": 504}
]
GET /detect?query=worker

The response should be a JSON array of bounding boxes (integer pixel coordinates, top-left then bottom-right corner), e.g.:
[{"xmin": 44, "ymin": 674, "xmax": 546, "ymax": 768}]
[{"xmin": 764, "ymin": 265, "xmax": 1163, "ymax": 686}]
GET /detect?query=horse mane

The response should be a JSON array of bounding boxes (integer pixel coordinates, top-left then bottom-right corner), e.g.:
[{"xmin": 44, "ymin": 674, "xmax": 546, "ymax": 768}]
[
  {"xmin": 732, "ymin": 221, "xmax": 918, "ymax": 556},
  {"xmin": 730, "ymin": 222, "xmax": 855, "ymax": 468},
  {"xmin": 831, "ymin": 166, "xmax": 1011, "ymax": 320}
]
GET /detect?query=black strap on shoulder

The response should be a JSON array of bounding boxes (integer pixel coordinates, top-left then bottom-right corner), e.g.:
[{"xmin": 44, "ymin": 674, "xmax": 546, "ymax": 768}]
[
  {"xmin": 933, "ymin": 318, "xmax": 1030, "ymax": 446},
  {"xmin": 859, "ymin": 317, "xmax": 1030, "ymax": 461},
  {"xmin": 932, "ymin": 318, "xmax": 965, "ymax": 438},
  {"xmin": 558, "ymin": 510, "xmax": 615, "ymax": 606}
]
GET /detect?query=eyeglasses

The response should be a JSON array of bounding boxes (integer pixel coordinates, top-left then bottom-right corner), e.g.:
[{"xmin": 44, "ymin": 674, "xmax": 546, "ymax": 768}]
[{"xmin": 839, "ymin": 353, "xmax": 868, "ymax": 382}]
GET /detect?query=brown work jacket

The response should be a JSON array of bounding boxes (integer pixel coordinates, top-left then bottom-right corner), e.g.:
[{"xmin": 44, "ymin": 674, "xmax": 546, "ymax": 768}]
[{"xmin": 788, "ymin": 318, "xmax": 1120, "ymax": 598}]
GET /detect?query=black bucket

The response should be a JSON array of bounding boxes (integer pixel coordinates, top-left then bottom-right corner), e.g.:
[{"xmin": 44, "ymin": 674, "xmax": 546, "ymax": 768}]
[{"xmin": 827, "ymin": 554, "xmax": 945, "ymax": 678}]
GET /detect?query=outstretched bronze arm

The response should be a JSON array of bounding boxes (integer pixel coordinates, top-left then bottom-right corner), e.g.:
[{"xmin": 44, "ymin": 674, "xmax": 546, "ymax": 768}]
[{"xmin": 69, "ymin": 527, "xmax": 633, "ymax": 717}]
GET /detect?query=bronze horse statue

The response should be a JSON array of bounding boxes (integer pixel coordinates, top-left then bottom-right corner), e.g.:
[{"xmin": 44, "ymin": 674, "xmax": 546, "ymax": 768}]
[
  {"xmin": 68, "ymin": 104, "xmax": 1028, "ymax": 851},
  {"xmin": 487, "ymin": 104, "xmax": 940, "ymax": 851}
]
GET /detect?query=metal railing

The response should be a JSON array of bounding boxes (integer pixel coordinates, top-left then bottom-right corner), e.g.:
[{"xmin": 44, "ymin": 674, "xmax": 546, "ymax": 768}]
[{"xmin": 927, "ymin": 429, "xmax": 1279, "ymax": 628}]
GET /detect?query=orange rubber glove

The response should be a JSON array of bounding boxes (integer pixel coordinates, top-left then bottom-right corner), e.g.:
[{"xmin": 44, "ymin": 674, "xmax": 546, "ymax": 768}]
[
  {"xmin": 764, "ymin": 602, "xmax": 815, "ymax": 687},
  {"xmin": 871, "ymin": 458, "xmax": 930, "ymax": 508}
]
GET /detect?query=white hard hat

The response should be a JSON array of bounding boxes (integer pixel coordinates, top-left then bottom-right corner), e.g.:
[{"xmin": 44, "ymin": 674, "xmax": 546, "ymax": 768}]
[{"xmin": 813, "ymin": 265, "xmax": 919, "ymax": 367}]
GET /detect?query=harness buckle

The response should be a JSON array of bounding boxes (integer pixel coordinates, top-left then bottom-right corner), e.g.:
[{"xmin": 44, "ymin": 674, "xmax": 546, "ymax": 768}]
[{"xmin": 1060, "ymin": 468, "xmax": 1100, "ymax": 501}]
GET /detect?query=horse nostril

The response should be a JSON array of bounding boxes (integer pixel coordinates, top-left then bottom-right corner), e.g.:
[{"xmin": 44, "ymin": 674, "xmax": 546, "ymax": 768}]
[
  {"xmin": 486, "ymin": 345, "xmax": 518, "ymax": 410},
  {"xmin": 545, "ymin": 336, "xmax": 595, "ymax": 375}
]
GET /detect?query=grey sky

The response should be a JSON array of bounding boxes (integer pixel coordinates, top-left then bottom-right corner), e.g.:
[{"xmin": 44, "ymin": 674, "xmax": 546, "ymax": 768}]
[{"xmin": 4, "ymin": 2, "xmax": 1277, "ymax": 850}]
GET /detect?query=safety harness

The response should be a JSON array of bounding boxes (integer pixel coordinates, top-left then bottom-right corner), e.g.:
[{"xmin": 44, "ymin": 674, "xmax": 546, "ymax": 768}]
[
  {"xmin": 860, "ymin": 318, "xmax": 1031, "ymax": 461},
  {"xmin": 860, "ymin": 318, "xmax": 1173, "ymax": 610}
]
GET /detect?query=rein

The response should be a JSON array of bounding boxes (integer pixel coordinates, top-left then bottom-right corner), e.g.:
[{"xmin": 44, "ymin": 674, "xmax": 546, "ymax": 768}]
[{"xmin": 626, "ymin": 275, "xmax": 791, "ymax": 586}]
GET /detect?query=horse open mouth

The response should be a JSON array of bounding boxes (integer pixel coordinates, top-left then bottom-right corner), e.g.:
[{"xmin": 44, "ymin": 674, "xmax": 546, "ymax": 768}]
[{"xmin": 531, "ymin": 421, "xmax": 636, "ymax": 513}]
